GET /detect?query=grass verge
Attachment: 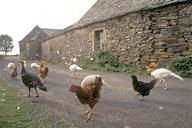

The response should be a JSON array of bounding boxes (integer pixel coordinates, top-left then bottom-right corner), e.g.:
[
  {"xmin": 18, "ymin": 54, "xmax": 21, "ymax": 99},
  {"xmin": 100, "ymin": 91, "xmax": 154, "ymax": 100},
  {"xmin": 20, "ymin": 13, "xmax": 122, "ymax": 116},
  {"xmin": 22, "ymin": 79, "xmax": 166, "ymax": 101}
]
[{"xmin": 0, "ymin": 81, "xmax": 65, "ymax": 128}]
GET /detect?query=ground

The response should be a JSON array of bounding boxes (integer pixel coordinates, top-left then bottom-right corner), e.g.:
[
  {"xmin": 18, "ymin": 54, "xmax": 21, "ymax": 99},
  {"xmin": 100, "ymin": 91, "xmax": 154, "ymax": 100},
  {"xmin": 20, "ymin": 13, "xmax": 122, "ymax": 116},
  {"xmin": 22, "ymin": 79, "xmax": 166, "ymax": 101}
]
[{"xmin": 0, "ymin": 57, "xmax": 192, "ymax": 128}]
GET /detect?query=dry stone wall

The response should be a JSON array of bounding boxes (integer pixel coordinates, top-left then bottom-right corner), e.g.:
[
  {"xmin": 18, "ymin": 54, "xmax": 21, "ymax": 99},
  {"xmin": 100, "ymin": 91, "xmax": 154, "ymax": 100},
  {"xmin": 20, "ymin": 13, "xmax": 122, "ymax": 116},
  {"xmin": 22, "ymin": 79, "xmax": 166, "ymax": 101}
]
[{"xmin": 42, "ymin": 2, "xmax": 192, "ymax": 64}]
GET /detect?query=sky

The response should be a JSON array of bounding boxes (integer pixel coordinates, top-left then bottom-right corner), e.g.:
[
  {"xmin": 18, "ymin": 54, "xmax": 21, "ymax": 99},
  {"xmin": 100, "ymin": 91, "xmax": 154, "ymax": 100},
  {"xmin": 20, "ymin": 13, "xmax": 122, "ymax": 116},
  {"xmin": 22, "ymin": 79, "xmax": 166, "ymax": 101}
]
[{"xmin": 0, "ymin": 0, "xmax": 97, "ymax": 55}]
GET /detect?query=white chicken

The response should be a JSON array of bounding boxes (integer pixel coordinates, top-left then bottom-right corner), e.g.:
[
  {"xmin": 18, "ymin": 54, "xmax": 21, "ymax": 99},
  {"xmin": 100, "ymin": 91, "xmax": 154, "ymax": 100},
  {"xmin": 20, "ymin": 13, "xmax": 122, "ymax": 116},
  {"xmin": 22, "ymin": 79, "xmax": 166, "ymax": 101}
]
[
  {"xmin": 151, "ymin": 68, "xmax": 184, "ymax": 90},
  {"xmin": 31, "ymin": 63, "xmax": 40, "ymax": 70},
  {"xmin": 69, "ymin": 64, "xmax": 83, "ymax": 78},
  {"xmin": 81, "ymin": 75, "xmax": 111, "ymax": 88},
  {"xmin": 7, "ymin": 63, "xmax": 15, "ymax": 70}
]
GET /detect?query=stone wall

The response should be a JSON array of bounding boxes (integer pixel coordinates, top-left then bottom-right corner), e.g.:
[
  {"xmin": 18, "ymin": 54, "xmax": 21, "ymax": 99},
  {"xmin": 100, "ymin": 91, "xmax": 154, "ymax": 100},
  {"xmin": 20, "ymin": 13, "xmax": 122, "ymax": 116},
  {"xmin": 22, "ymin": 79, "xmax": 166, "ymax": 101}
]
[{"xmin": 42, "ymin": 2, "xmax": 192, "ymax": 64}]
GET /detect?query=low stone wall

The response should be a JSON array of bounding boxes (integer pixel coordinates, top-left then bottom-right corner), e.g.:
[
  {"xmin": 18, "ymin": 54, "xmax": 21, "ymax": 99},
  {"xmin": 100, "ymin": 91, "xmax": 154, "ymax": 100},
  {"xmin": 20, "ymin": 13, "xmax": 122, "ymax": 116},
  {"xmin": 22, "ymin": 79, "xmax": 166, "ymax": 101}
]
[{"xmin": 42, "ymin": 2, "xmax": 192, "ymax": 64}]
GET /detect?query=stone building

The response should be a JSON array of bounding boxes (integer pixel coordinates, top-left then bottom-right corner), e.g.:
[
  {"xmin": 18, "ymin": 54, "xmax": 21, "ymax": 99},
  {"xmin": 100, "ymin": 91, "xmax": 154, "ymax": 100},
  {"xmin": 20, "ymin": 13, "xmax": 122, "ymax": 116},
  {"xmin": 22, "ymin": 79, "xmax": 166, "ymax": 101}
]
[
  {"xmin": 42, "ymin": 0, "xmax": 192, "ymax": 64},
  {"xmin": 19, "ymin": 25, "xmax": 59, "ymax": 60}
]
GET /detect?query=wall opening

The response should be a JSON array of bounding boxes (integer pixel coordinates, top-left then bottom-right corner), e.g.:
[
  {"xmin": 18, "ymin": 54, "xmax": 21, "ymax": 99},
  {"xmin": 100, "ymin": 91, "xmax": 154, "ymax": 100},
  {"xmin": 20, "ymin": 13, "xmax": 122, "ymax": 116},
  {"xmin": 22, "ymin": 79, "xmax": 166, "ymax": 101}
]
[{"xmin": 94, "ymin": 29, "xmax": 104, "ymax": 51}]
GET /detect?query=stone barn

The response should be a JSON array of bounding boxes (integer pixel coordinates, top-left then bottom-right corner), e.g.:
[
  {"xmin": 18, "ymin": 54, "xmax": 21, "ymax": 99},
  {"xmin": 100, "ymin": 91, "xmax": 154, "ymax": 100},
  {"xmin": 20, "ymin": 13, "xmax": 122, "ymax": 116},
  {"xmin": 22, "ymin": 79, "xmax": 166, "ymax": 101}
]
[
  {"xmin": 19, "ymin": 25, "xmax": 59, "ymax": 60},
  {"xmin": 42, "ymin": 0, "xmax": 192, "ymax": 64}
]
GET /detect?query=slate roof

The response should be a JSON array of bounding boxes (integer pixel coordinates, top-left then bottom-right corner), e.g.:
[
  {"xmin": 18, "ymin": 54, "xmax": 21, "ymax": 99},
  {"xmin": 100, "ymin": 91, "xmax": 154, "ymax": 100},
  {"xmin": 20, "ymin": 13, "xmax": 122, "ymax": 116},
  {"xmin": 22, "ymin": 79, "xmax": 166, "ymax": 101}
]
[
  {"xmin": 42, "ymin": 28, "xmax": 60, "ymax": 37},
  {"xmin": 19, "ymin": 25, "xmax": 60, "ymax": 43},
  {"xmin": 46, "ymin": 0, "xmax": 188, "ymax": 39},
  {"xmin": 74, "ymin": 0, "xmax": 187, "ymax": 28}
]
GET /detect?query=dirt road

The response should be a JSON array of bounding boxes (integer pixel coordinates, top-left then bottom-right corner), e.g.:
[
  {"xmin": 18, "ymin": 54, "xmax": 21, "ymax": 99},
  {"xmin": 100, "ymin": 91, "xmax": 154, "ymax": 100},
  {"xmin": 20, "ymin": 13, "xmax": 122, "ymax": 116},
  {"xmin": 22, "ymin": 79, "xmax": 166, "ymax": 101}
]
[{"xmin": 0, "ymin": 57, "xmax": 192, "ymax": 128}]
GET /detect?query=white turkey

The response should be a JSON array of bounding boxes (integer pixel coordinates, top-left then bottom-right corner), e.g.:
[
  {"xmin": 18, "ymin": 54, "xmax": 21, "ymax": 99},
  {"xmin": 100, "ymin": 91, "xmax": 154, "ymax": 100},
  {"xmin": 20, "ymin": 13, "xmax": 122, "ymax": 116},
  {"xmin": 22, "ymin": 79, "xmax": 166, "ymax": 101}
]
[
  {"xmin": 151, "ymin": 68, "xmax": 184, "ymax": 90},
  {"xmin": 69, "ymin": 64, "xmax": 83, "ymax": 78}
]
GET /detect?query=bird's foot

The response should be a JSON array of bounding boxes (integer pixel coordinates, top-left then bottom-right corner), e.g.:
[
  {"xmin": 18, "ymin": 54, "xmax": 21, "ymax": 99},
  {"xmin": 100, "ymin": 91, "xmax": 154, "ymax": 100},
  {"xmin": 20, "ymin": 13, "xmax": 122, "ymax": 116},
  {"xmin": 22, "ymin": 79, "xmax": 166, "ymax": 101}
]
[
  {"xmin": 84, "ymin": 115, "xmax": 91, "ymax": 122},
  {"xmin": 164, "ymin": 87, "xmax": 168, "ymax": 90}
]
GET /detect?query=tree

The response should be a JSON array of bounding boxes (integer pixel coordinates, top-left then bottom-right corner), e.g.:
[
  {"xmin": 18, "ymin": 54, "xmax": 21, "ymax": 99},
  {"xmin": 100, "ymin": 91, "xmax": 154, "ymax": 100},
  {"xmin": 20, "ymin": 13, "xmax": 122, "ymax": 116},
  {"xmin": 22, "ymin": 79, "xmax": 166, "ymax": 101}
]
[{"xmin": 0, "ymin": 34, "xmax": 13, "ymax": 55}]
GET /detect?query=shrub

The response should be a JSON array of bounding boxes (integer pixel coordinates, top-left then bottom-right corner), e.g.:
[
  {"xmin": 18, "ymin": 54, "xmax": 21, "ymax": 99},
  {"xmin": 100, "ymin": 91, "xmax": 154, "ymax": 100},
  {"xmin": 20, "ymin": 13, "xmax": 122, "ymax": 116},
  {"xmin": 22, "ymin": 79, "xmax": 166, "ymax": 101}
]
[
  {"xmin": 166, "ymin": 56, "xmax": 192, "ymax": 77},
  {"xmin": 78, "ymin": 51, "xmax": 145, "ymax": 74}
]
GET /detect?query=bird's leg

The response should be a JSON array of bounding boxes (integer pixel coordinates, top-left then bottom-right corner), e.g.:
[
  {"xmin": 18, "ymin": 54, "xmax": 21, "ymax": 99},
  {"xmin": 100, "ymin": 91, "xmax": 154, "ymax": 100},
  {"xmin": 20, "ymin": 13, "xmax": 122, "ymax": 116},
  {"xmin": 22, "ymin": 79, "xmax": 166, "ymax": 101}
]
[
  {"xmin": 139, "ymin": 96, "xmax": 144, "ymax": 101},
  {"xmin": 136, "ymin": 94, "xmax": 141, "ymax": 101},
  {"xmin": 73, "ymin": 71, "xmax": 76, "ymax": 78},
  {"xmin": 83, "ymin": 105, "xmax": 90, "ymax": 115},
  {"xmin": 28, "ymin": 88, "xmax": 31, "ymax": 98},
  {"xmin": 157, "ymin": 79, "xmax": 162, "ymax": 86},
  {"xmin": 35, "ymin": 87, "xmax": 39, "ymax": 97},
  {"xmin": 84, "ymin": 106, "xmax": 92, "ymax": 122},
  {"xmin": 163, "ymin": 80, "xmax": 168, "ymax": 90}
]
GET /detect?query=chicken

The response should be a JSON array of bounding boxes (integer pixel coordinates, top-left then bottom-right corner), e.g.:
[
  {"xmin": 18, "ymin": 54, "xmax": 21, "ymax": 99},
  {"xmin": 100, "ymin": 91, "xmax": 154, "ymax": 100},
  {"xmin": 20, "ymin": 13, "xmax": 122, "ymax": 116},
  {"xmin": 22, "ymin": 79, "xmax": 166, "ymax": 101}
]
[
  {"xmin": 130, "ymin": 75, "xmax": 157, "ymax": 101},
  {"xmin": 31, "ymin": 63, "xmax": 40, "ymax": 72},
  {"xmin": 70, "ymin": 76, "xmax": 103, "ymax": 121},
  {"xmin": 19, "ymin": 60, "xmax": 47, "ymax": 97},
  {"xmin": 10, "ymin": 66, "xmax": 17, "ymax": 78},
  {"xmin": 81, "ymin": 75, "xmax": 111, "ymax": 88},
  {"xmin": 7, "ymin": 63, "xmax": 17, "ymax": 78},
  {"xmin": 151, "ymin": 68, "xmax": 184, "ymax": 90},
  {"xmin": 145, "ymin": 60, "xmax": 158, "ymax": 72},
  {"xmin": 69, "ymin": 64, "xmax": 83, "ymax": 78},
  {"xmin": 7, "ymin": 63, "xmax": 15, "ymax": 70},
  {"xmin": 39, "ymin": 61, "xmax": 48, "ymax": 84}
]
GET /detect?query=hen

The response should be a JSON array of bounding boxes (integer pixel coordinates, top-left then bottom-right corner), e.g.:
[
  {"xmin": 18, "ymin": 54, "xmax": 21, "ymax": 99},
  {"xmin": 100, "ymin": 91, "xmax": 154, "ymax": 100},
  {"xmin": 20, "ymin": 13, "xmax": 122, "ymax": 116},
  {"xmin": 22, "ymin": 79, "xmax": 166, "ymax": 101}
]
[
  {"xmin": 7, "ymin": 63, "xmax": 17, "ymax": 78},
  {"xmin": 70, "ymin": 76, "xmax": 103, "ymax": 121},
  {"xmin": 10, "ymin": 66, "xmax": 17, "ymax": 78},
  {"xmin": 39, "ymin": 61, "xmax": 48, "ymax": 83},
  {"xmin": 19, "ymin": 61, "xmax": 47, "ymax": 97},
  {"xmin": 130, "ymin": 75, "xmax": 157, "ymax": 101},
  {"xmin": 151, "ymin": 68, "xmax": 184, "ymax": 90}
]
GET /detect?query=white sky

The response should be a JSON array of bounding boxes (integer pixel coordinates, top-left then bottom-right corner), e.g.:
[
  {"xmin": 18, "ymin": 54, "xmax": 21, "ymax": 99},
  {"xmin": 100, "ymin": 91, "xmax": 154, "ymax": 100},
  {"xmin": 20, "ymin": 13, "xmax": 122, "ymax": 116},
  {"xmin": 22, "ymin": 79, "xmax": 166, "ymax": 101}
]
[{"xmin": 0, "ymin": 0, "xmax": 97, "ymax": 55}]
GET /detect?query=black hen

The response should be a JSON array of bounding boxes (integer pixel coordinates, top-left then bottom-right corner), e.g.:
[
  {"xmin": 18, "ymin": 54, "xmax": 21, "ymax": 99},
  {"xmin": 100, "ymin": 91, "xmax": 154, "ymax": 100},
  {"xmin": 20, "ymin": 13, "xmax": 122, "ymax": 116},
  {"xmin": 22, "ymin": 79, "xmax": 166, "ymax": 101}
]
[
  {"xmin": 130, "ymin": 75, "xmax": 157, "ymax": 101},
  {"xmin": 19, "ymin": 61, "xmax": 47, "ymax": 97}
]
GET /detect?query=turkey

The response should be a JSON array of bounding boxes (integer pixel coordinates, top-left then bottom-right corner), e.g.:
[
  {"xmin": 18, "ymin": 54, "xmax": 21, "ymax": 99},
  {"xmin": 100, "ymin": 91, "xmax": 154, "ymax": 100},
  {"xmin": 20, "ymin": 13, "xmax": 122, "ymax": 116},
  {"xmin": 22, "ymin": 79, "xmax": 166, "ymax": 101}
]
[
  {"xmin": 69, "ymin": 64, "xmax": 83, "ymax": 78},
  {"xmin": 19, "ymin": 60, "xmax": 47, "ymax": 97},
  {"xmin": 151, "ymin": 68, "xmax": 184, "ymax": 90}
]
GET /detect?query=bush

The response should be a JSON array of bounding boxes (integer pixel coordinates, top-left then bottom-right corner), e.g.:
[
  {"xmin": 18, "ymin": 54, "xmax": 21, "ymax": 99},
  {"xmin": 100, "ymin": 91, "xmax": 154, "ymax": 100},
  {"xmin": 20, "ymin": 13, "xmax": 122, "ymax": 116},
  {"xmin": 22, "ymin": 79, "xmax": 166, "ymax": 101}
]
[
  {"xmin": 166, "ymin": 56, "xmax": 192, "ymax": 77},
  {"xmin": 78, "ymin": 51, "xmax": 145, "ymax": 74}
]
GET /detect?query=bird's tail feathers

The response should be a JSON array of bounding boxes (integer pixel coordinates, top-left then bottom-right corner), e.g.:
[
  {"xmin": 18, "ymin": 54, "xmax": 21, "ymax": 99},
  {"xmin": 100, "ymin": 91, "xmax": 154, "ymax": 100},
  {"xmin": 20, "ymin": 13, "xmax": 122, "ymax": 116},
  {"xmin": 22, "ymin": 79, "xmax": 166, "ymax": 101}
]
[
  {"xmin": 45, "ymin": 67, "xmax": 49, "ymax": 75},
  {"xmin": 76, "ymin": 67, "xmax": 83, "ymax": 70},
  {"xmin": 102, "ymin": 79, "xmax": 111, "ymax": 88},
  {"xmin": 170, "ymin": 73, "xmax": 184, "ymax": 81},
  {"xmin": 148, "ymin": 79, "xmax": 158, "ymax": 90},
  {"xmin": 38, "ymin": 86, "xmax": 47, "ymax": 92}
]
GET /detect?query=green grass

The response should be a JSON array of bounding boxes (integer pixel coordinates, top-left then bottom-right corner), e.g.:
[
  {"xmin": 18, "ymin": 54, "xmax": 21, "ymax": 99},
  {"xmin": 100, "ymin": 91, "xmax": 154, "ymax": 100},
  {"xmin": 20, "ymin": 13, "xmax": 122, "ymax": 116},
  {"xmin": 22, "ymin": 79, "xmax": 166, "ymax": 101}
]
[{"xmin": 0, "ymin": 81, "xmax": 65, "ymax": 128}]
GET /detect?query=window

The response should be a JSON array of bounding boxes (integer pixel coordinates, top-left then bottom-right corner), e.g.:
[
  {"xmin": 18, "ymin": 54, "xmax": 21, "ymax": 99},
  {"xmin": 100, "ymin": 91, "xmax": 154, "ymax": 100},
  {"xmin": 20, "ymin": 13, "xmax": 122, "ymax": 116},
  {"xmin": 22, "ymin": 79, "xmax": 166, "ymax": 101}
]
[{"xmin": 94, "ymin": 29, "xmax": 104, "ymax": 51}]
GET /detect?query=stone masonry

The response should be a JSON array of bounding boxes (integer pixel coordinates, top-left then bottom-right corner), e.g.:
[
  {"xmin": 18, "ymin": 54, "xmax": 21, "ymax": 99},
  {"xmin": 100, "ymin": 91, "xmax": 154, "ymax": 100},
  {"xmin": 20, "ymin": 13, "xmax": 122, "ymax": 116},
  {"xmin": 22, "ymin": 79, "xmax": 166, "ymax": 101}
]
[{"xmin": 42, "ymin": 1, "xmax": 192, "ymax": 64}]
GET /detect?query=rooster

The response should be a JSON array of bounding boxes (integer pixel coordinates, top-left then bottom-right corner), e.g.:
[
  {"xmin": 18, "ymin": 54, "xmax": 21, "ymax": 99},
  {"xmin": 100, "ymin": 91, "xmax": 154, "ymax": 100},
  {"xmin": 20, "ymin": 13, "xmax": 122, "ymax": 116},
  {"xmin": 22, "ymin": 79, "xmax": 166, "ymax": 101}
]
[
  {"xmin": 145, "ymin": 60, "xmax": 158, "ymax": 72},
  {"xmin": 70, "ymin": 76, "xmax": 103, "ymax": 121},
  {"xmin": 130, "ymin": 75, "xmax": 157, "ymax": 101},
  {"xmin": 39, "ymin": 61, "xmax": 48, "ymax": 84},
  {"xmin": 19, "ymin": 60, "xmax": 47, "ymax": 97},
  {"xmin": 69, "ymin": 64, "xmax": 83, "ymax": 78},
  {"xmin": 151, "ymin": 68, "xmax": 184, "ymax": 90}
]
